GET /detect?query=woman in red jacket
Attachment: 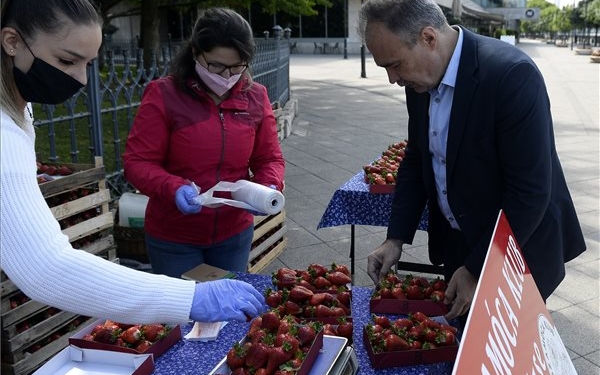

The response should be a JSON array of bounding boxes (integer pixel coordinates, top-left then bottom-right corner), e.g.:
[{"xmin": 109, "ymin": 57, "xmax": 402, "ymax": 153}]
[{"xmin": 123, "ymin": 8, "xmax": 285, "ymax": 278}]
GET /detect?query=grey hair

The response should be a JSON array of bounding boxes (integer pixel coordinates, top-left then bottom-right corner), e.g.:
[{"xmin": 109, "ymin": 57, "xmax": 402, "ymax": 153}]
[{"xmin": 358, "ymin": 0, "xmax": 448, "ymax": 48}]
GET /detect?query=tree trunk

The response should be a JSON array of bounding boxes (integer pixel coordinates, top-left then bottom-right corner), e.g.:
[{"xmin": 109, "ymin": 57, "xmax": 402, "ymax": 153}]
[{"xmin": 140, "ymin": 0, "xmax": 160, "ymax": 74}]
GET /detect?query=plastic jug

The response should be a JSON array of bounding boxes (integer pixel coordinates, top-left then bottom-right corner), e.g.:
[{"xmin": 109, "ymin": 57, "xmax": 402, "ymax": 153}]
[{"xmin": 118, "ymin": 192, "xmax": 149, "ymax": 228}]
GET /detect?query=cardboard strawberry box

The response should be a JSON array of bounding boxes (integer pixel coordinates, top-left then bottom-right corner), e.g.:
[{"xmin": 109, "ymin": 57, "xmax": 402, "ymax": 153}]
[
  {"xmin": 69, "ymin": 318, "xmax": 181, "ymax": 358},
  {"xmin": 32, "ymin": 345, "xmax": 154, "ymax": 375},
  {"xmin": 370, "ymin": 297, "xmax": 448, "ymax": 316},
  {"xmin": 363, "ymin": 315, "xmax": 459, "ymax": 368},
  {"xmin": 208, "ymin": 328, "xmax": 324, "ymax": 375},
  {"xmin": 368, "ymin": 183, "xmax": 395, "ymax": 194}
]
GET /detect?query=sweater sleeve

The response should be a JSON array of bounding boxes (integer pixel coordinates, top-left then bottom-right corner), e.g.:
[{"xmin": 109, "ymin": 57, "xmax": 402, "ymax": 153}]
[{"xmin": 0, "ymin": 113, "xmax": 195, "ymax": 324}]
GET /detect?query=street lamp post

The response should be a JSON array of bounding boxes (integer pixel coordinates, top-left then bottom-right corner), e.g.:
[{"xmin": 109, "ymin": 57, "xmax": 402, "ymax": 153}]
[{"xmin": 360, "ymin": 0, "xmax": 367, "ymax": 78}]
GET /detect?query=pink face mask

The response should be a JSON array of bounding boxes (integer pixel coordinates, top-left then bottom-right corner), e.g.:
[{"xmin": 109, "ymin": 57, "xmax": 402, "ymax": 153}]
[{"xmin": 195, "ymin": 61, "xmax": 242, "ymax": 97}]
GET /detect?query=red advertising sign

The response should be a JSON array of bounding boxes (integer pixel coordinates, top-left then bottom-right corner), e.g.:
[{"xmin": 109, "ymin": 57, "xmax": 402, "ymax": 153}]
[{"xmin": 452, "ymin": 210, "xmax": 576, "ymax": 375}]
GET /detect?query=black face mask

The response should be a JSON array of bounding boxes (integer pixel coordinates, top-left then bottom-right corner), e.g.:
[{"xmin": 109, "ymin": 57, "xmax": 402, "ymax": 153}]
[{"xmin": 12, "ymin": 37, "xmax": 85, "ymax": 104}]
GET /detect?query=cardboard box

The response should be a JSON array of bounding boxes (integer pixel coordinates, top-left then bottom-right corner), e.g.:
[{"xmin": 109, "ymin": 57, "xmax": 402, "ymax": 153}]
[
  {"xmin": 208, "ymin": 328, "xmax": 324, "ymax": 375},
  {"xmin": 370, "ymin": 297, "xmax": 448, "ymax": 316},
  {"xmin": 368, "ymin": 183, "xmax": 395, "ymax": 194},
  {"xmin": 69, "ymin": 319, "xmax": 181, "ymax": 358},
  {"xmin": 363, "ymin": 317, "xmax": 459, "ymax": 368},
  {"xmin": 32, "ymin": 345, "xmax": 154, "ymax": 375}
]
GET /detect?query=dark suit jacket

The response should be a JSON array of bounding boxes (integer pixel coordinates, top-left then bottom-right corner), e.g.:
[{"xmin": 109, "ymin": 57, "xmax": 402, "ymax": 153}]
[{"xmin": 387, "ymin": 27, "xmax": 586, "ymax": 299}]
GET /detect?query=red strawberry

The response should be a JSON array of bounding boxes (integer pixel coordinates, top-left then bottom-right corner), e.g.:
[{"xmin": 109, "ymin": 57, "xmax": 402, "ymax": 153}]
[
  {"xmin": 120, "ymin": 326, "xmax": 142, "ymax": 345},
  {"xmin": 384, "ymin": 333, "xmax": 409, "ymax": 351},
  {"xmin": 135, "ymin": 340, "xmax": 153, "ymax": 352},
  {"xmin": 265, "ymin": 288, "xmax": 283, "ymax": 308},
  {"xmin": 288, "ymin": 285, "xmax": 313, "ymax": 303},
  {"xmin": 266, "ymin": 345, "xmax": 293, "ymax": 375},
  {"xmin": 226, "ymin": 342, "xmax": 249, "ymax": 370},
  {"xmin": 296, "ymin": 325, "xmax": 316, "ymax": 346},
  {"xmin": 274, "ymin": 333, "xmax": 299, "ymax": 354},
  {"xmin": 331, "ymin": 263, "xmax": 350, "ymax": 276},
  {"xmin": 284, "ymin": 300, "xmax": 302, "ymax": 316},
  {"xmin": 430, "ymin": 290, "xmax": 445, "ymax": 302},
  {"xmin": 372, "ymin": 315, "xmax": 391, "ymax": 328},
  {"xmin": 405, "ymin": 285, "xmax": 425, "ymax": 300},
  {"xmin": 313, "ymin": 276, "xmax": 332, "ymax": 290},
  {"xmin": 261, "ymin": 311, "xmax": 281, "ymax": 332},
  {"xmin": 93, "ymin": 327, "xmax": 119, "ymax": 344},
  {"xmin": 327, "ymin": 271, "xmax": 351, "ymax": 286},
  {"xmin": 432, "ymin": 277, "xmax": 448, "ymax": 291},
  {"xmin": 336, "ymin": 317, "xmax": 353, "ymax": 340},
  {"xmin": 309, "ymin": 292, "xmax": 328, "ymax": 306},
  {"xmin": 307, "ymin": 263, "xmax": 328, "ymax": 278},
  {"xmin": 245, "ymin": 342, "xmax": 270, "ymax": 369},
  {"xmin": 142, "ymin": 324, "xmax": 166, "ymax": 342}
]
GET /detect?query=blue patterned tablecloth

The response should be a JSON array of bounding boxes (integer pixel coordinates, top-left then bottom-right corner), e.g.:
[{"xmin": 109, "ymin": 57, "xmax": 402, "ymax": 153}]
[
  {"xmin": 317, "ymin": 171, "xmax": 428, "ymax": 231},
  {"xmin": 153, "ymin": 272, "xmax": 454, "ymax": 375}
]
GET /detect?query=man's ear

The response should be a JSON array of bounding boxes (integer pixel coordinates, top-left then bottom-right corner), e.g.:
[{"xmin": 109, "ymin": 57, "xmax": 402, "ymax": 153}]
[
  {"xmin": 1, "ymin": 27, "xmax": 20, "ymax": 56},
  {"xmin": 421, "ymin": 26, "xmax": 438, "ymax": 50}
]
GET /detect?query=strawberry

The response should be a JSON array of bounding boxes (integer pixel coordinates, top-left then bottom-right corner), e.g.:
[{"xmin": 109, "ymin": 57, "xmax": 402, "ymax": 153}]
[
  {"xmin": 296, "ymin": 325, "xmax": 316, "ymax": 346},
  {"xmin": 391, "ymin": 286, "xmax": 406, "ymax": 299},
  {"xmin": 331, "ymin": 263, "xmax": 350, "ymax": 276},
  {"xmin": 93, "ymin": 327, "xmax": 120, "ymax": 344},
  {"xmin": 430, "ymin": 290, "xmax": 445, "ymax": 302},
  {"xmin": 384, "ymin": 333, "xmax": 409, "ymax": 351},
  {"xmin": 307, "ymin": 263, "xmax": 328, "ymax": 278},
  {"xmin": 254, "ymin": 369, "xmax": 267, "ymax": 375},
  {"xmin": 405, "ymin": 284, "xmax": 425, "ymax": 300},
  {"xmin": 135, "ymin": 340, "xmax": 153, "ymax": 352},
  {"xmin": 245, "ymin": 342, "xmax": 270, "ymax": 369},
  {"xmin": 312, "ymin": 276, "xmax": 332, "ymax": 290},
  {"xmin": 283, "ymin": 300, "xmax": 302, "ymax": 316},
  {"xmin": 336, "ymin": 317, "xmax": 353, "ymax": 340},
  {"xmin": 120, "ymin": 326, "xmax": 142, "ymax": 345},
  {"xmin": 142, "ymin": 324, "xmax": 166, "ymax": 342},
  {"xmin": 274, "ymin": 333, "xmax": 299, "ymax": 354},
  {"xmin": 372, "ymin": 314, "xmax": 391, "ymax": 328},
  {"xmin": 436, "ymin": 329, "xmax": 456, "ymax": 346},
  {"xmin": 410, "ymin": 311, "xmax": 429, "ymax": 324},
  {"xmin": 336, "ymin": 288, "xmax": 351, "ymax": 307},
  {"xmin": 261, "ymin": 310, "xmax": 281, "ymax": 332},
  {"xmin": 248, "ymin": 317, "xmax": 263, "ymax": 335},
  {"xmin": 265, "ymin": 288, "xmax": 283, "ymax": 308},
  {"xmin": 393, "ymin": 318, "xmax": 413, "ymax": 331},
  {"xmin": 327, "ymin": 271, "xmax": 352, "ymax": 286},
  {"xmin": 431, "ymin": 277, "xmax": 448, "ymax": 291},
  {"xmin": 57, "ymin": 165, "xmax": 73, "ymax": 175},
  {"xmin": 266, "ymin": 346, "xmax": 291, "ymax": 375},
  {"xmin": 231, "ymin": 368, "xmax": 250, "ymax": 375},
  {"xmin": 297, "ymin": 279, "xmax": 316, "ymax": 291},
  {"xmin": 289, "ymin": 285, "xmax": 314, "ymax": 303},
  {"xmin": 226, "ymin": 342, "xmax": 249, "ymax": 370},
  {"xmin": 308, "ymin": 292, "xmax": 328, "ymax": 306}
]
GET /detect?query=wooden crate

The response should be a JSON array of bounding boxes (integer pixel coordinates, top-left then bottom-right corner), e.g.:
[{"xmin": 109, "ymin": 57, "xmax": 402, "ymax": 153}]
[
  {"xmin": 1, "ymin": 157, "xmax": 115, "ymax": 374},
  {"xmin": 248, "ymin": 210, "xmax": 287, "ymax": 273},
  {"xmin": 1, "ymin": 316, "xmax": 94, "ymax": 375}
]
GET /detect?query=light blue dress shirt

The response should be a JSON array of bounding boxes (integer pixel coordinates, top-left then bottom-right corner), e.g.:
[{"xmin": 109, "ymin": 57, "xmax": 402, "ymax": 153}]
[{"xmin": 428, "ymin": 27, "xmax": 464, "ymax": 230}]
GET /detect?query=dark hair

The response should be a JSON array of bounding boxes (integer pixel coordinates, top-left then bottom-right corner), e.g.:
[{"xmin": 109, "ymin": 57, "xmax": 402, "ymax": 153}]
[
  {"xmin": 171, "ymin": 7, "xmax": 255, "ymax": 90},
  {"xmin": 358, "ymin": 0, "xmax": 447, "ymax": 47},
  {"xmin": 1, "ymin": 0, "xmax": 102, "ymax": 126}
]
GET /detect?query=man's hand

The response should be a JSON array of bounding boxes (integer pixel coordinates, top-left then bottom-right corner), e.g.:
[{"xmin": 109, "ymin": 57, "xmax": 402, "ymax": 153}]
[
  {"xmin": 444, "ymin": 266, "xmax": 477, "ymax": 320},
  {"xmin": 367, "ymin": 239, "xmax": 403, "ymax": 285}
]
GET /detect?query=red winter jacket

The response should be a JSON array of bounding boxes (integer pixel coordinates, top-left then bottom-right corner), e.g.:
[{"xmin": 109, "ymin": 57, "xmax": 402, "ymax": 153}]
[{"xmin": 123, "ymin": 75, "xmax": 285, "ymax": 245}]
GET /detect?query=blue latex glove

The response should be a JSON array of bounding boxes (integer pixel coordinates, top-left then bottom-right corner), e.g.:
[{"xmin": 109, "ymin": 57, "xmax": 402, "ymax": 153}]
[
  {"xmin": 175, "ymin": 185, "xmax": 202, "ymax": 214},
  {"xmin": 189, "ymin": 279, "xmax": 266, "ymax": 322},
  {"xmin": 246, "ymin": 184, "xmax": 277, "ymax": 216}
]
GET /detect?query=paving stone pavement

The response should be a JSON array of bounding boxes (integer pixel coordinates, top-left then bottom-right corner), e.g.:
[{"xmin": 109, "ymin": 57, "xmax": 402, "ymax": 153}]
[{"xmin": 258, "ymin": 39, "xmax": 600, "ymax": 374}]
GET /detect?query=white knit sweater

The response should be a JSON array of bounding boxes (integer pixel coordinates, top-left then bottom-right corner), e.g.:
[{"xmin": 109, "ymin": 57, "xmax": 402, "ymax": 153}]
[{"xmin": 0, "ymin": 109, "xmax": 195, "ymax": 324}]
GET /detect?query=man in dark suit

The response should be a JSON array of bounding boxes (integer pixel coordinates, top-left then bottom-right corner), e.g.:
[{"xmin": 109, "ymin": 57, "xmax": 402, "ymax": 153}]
[{"xmin": 360, "ymin": 0, "xmax": 586, "ymax": 321}]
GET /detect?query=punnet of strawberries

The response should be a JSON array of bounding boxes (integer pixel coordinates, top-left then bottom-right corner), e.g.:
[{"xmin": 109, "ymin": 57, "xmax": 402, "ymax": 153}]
[
  {"xmin": 363, "ymin": 140, "xmax": 407, "ymax": 186},
  {"xmin": 371, "ymin": 272, "xmax": 447, "ymax": 301},
  {"xmin": 81, "ymin": 319, "xmax": 172, "ymax": 353},
  {"xmin": 271, "ymin": 263, "xmax": 351, "ymax": 292},
  {"xmin": 365, "ymin": 312, "xmax": 458, "ymax": 353},
  {"xmin": 223, "ymin": 310, "xmax": 324, "ymax": 375}
]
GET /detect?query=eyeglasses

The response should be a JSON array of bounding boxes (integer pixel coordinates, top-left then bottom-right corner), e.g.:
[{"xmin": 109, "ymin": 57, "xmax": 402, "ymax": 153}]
[{"xmin": 201, "ymin": 53, "xmax": 248, "ymax": 75}]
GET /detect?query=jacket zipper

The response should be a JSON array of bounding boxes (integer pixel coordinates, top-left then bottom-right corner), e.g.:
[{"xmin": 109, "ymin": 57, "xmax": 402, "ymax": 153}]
[{"xmin": 213, "ymin": 109, "xmax": 226, "ymax": 242}]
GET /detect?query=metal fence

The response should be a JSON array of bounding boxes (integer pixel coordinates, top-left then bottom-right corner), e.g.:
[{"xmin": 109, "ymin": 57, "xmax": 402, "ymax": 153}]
[{"xmin": 33, "ymin": 38, "xmax": 290, "ymax": 198}]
